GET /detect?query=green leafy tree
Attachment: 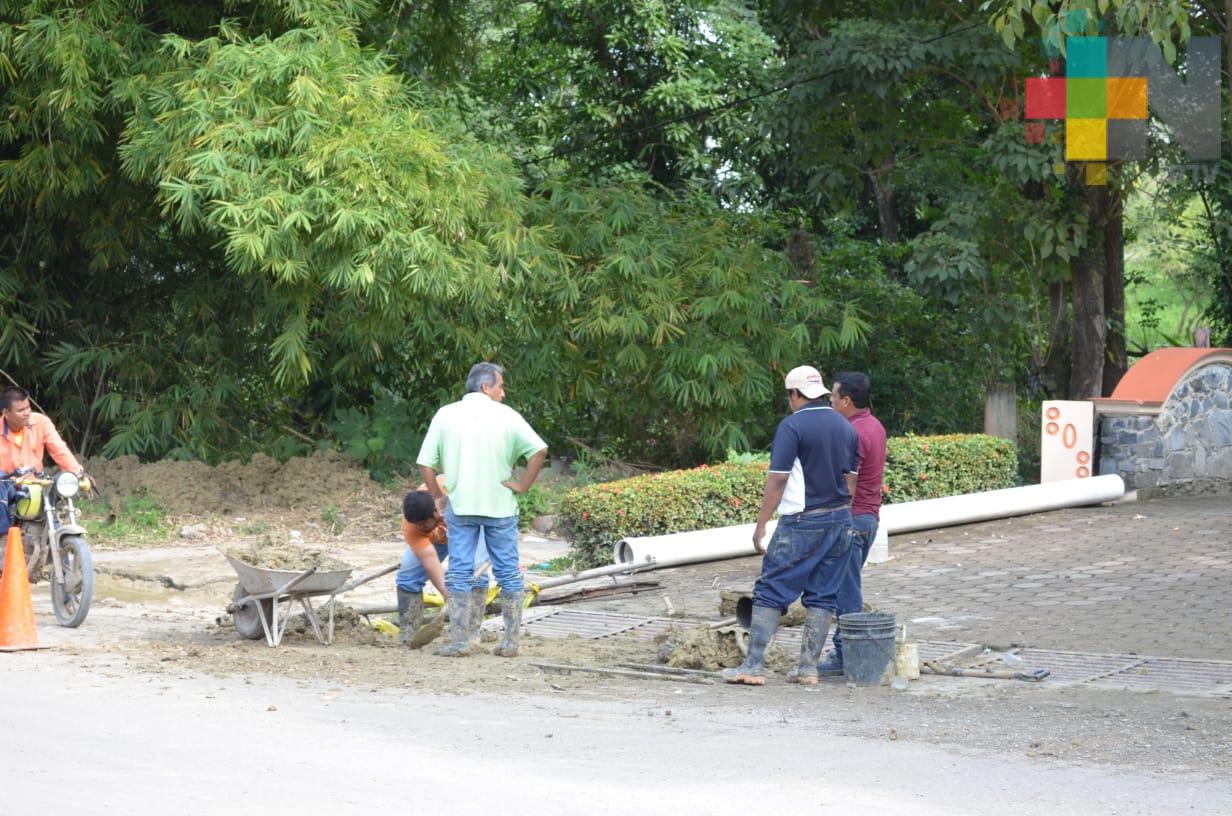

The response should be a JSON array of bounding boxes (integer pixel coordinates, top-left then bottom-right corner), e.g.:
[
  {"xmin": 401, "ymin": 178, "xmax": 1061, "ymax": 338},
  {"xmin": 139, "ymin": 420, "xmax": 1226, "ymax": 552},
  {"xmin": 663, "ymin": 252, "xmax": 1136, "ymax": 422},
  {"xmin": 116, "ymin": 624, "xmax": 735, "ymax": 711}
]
[{"xmin": 1, "ymin": 0, "xmax": 541, "ymax": 459}]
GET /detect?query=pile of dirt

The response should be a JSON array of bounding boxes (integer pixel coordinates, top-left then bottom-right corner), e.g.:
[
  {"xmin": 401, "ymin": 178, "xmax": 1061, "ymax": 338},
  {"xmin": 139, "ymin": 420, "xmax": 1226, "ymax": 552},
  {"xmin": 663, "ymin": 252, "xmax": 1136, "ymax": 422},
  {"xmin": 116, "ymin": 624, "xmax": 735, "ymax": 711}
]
[
  {"xmin": 86, "ymin": 450, "xmax": 381, "ymax": 515},
  {"xmin": 656, "ymin": 626, "xmax": 793, "ymax": 673},
  {"xmin": 283, "ymin": 603, "xmax": 394, "ymax": 647},
  {"xmin": 225, "ymin": 540, "xmax": 351, "ymax": 572}
]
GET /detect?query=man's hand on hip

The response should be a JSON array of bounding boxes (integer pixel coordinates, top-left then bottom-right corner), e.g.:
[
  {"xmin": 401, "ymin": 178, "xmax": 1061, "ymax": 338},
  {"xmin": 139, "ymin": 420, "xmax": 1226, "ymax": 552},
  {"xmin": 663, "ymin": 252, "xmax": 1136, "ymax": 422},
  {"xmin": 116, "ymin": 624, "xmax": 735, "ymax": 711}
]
[{"xmin": 752, "ymin": 522, "xmax": 768, "ymax": 555}]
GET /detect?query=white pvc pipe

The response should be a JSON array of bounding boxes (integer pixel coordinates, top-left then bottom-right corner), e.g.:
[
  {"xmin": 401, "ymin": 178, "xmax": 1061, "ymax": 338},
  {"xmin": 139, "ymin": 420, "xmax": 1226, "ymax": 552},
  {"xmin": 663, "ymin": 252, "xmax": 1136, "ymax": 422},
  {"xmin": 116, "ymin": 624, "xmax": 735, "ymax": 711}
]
[
  {"xmin": 614, "ymin": 520, "xmax": 777, "ymax": 569},
  {"xmin": 611, "ymin": 475, "xmax": 1124, "ymax": 567},
  {"xmin": 877, "ymin": 474, "xmax": 1125, "ymax": 534}
]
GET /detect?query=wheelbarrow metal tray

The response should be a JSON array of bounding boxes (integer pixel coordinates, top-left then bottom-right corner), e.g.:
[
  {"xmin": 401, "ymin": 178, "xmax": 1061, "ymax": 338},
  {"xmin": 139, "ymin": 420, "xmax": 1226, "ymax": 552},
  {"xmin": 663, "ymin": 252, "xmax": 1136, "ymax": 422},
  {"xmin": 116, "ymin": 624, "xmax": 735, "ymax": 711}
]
[
  {"xmin": 224, "ymin": 554, "xmax": 355, "ymax": 647},
  {"xmin": 225, "ymin": 555, "xmax": 352, "ymax": 597}
]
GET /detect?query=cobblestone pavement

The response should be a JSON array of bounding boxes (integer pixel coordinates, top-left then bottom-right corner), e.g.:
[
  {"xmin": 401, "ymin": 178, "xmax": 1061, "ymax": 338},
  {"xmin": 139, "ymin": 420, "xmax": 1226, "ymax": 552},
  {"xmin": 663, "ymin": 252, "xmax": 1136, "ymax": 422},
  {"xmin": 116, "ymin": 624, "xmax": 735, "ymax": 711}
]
[
  {"xmin": 862, "ymin": 494, "xmax": 1230, "ymax": 658},
  {"xmin": 587, "ymin": 494, "xmax": 1231, "ymax": 660}
]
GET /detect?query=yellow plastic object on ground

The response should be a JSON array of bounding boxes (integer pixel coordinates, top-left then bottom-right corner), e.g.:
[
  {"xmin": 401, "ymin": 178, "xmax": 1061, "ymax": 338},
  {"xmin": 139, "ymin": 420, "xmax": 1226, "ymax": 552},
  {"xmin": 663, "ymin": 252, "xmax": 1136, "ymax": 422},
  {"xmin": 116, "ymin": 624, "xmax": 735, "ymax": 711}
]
[{"xmin": 368, "ymin": 617, "xmax": 399, "ymax": 636}]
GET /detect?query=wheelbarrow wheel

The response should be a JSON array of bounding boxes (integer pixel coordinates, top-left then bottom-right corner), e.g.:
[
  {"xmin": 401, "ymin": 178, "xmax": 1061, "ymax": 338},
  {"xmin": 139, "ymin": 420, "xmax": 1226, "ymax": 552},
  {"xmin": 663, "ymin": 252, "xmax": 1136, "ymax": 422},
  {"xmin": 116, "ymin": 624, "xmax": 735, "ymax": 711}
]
[{"xmin": 232, "ymin": 583, "xmax": 272, "ymax": 640}]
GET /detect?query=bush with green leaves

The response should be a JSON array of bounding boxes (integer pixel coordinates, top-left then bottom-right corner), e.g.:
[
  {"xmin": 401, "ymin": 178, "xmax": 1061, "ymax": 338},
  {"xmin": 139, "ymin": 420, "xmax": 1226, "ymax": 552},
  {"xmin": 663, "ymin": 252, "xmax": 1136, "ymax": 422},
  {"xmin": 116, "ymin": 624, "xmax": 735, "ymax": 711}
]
[
  {"xmin": 329, "ymin": 387, "xmax": 424, "ymax": 483},
  {"xmin": 561, "ymin": 463, "xmax": 767, "ymax": 568},
  {"xmin": 883, "ymin": 434, "xmax": 1018, "ymax": 503},
  {"xmin": 562, "ymin": 434, "xmax": 1018, "ymax": 567}
]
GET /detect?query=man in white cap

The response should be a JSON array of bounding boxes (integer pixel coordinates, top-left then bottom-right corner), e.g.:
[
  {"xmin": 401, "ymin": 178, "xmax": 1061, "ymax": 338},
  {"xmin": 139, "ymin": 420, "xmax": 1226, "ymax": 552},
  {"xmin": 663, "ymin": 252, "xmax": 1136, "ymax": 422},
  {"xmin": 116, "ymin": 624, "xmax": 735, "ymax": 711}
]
[{"xmin": 722, "ymin": 365, "xmax": 859, "ymax": 686}]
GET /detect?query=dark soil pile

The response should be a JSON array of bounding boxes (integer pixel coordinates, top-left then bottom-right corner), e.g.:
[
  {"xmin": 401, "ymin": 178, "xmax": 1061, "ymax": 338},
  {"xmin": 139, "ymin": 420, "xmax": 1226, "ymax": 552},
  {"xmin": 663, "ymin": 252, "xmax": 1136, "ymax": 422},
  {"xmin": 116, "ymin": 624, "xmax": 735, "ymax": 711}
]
[{"xmin": 87, "ymin": 450, "xmax": 379, "ymax": 515}]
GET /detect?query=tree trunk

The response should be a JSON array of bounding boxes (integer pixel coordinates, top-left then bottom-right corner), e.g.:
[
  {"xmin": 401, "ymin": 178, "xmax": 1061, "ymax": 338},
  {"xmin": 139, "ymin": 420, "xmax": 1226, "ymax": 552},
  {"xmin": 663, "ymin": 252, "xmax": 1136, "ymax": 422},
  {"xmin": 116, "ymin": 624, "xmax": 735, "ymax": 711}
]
[
  {"xmin": 868, "ymin": 163, "xmax": 900, "ymax": 244},
  {"xmin": 1101, "ymin": 186, "xmax": 1127, "ymax": 395},
  {"xmin": 1069, "ymin": 184, "xmax": 1108, "ymax": 399},
  {"xmin": 1039, "ymin": 279, "xmax": 1071, "ymax": 396},
  {"xmin": 983, "ymin": 382, "xmax": 1018, "ymax": 441}
]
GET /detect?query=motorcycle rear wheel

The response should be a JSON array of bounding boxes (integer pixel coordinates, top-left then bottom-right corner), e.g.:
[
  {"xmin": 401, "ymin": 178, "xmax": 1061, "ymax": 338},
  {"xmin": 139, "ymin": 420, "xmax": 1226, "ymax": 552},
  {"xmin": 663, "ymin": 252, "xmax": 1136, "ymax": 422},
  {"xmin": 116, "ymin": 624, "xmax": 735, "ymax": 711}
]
[{"xmin": 51, "ymin": 535, "xmax": 93, "ymax": 628}]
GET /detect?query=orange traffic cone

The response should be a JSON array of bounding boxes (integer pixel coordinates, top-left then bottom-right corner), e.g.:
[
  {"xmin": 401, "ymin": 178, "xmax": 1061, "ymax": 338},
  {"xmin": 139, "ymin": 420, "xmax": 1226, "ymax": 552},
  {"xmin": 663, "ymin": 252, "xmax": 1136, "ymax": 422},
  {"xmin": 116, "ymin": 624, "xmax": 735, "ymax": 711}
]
[{"xmin": 0, "ymin": 526, "xmax": 39, "ymax": 651}]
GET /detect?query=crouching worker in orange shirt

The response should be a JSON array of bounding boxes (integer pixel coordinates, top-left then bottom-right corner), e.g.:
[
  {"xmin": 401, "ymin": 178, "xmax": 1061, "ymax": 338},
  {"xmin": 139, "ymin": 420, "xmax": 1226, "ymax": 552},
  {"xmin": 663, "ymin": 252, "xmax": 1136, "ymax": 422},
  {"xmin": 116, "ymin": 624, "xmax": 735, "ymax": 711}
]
[{"xmin": 395, "ymin": 490, "xmax": 490, "ymax": 648}]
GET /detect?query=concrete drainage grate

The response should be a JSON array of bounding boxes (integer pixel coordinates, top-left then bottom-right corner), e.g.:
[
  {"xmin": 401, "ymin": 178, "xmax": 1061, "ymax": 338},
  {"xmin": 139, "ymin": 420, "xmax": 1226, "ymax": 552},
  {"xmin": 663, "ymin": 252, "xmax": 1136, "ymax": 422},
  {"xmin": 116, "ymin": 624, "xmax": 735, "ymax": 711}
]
[
  {"xmin": 520, "ymin": 609, "xmax": 1232, "ymax": 694},
  {"xmin": 519, "ymin": 608, "xmax": 679, "ymax": 640},
  {"xmin": 1013, "ymin": 648, "xmax": 1232, "ymax": 692}
]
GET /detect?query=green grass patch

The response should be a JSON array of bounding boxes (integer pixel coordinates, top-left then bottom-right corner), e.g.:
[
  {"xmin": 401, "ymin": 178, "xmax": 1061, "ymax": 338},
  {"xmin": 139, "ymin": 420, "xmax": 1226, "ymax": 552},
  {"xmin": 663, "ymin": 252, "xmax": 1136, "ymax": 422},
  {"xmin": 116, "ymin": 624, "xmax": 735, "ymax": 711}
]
[
  {"xmin": 80, "ymin": 494, "xmax": 175, "ymax": 548},
  {"xmin": 529, "ymin": 553, "xmax": 576, "ymax": 576}
]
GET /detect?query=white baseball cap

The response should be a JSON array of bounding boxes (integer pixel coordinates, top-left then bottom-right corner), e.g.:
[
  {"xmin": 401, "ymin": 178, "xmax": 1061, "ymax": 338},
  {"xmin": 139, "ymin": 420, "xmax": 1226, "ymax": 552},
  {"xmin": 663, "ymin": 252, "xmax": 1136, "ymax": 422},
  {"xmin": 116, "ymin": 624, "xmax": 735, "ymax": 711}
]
[{"xmin": 784, "ymin": 365, "xmax": 829, "ymax": 399}]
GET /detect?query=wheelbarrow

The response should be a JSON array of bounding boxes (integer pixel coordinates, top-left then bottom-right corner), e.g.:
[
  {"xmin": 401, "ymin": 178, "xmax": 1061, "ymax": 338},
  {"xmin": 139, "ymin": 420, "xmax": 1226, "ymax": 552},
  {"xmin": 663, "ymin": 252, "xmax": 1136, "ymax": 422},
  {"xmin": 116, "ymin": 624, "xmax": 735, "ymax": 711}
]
[{"xmin": 224, "ymin": 554, "xmax": 399, "ymax": 647}]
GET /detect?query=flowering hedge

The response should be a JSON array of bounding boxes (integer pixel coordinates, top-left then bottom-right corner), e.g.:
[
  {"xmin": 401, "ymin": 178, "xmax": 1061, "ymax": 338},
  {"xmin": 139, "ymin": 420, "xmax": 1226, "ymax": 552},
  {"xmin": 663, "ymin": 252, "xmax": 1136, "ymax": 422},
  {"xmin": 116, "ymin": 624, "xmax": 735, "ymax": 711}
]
[
  {"xmin": 560, "ymin": 434, "xmax": 1018, "ymax": 567},
  {"xmin": 560, "ymin": 463, "xmax": 766, "ymax": 568},
  {"xmin": 883, "ymin": 434, "xmax": 1017, "ymax": 502}
]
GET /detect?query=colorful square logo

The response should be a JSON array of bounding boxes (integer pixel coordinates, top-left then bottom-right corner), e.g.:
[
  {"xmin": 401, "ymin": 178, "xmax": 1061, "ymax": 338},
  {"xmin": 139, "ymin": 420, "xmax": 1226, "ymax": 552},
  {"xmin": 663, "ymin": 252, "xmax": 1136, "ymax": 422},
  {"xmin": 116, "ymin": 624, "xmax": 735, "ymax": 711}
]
[{"xmin": 1024, "ymin": 35, "xmax": 1223, "ymax": 183}]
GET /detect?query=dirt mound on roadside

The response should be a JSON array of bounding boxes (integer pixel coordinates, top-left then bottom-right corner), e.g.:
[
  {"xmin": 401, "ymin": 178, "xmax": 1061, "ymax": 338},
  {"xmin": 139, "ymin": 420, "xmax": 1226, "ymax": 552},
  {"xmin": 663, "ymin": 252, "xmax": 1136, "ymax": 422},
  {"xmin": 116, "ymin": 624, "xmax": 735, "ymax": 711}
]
[
  {"xmin": 283, "ymin": 603, "xmax": 395, "ymax": 647},
  {"xmin": 658, "ymin": 627, "xmax": 744, "ymax": 670},
  {"xmin": 656, "ymin": 626, "xmax": 794, "ymax": 673},
  {"xmin": 86, "ymin": 450, "xmax": 379, "ymax": 515}
]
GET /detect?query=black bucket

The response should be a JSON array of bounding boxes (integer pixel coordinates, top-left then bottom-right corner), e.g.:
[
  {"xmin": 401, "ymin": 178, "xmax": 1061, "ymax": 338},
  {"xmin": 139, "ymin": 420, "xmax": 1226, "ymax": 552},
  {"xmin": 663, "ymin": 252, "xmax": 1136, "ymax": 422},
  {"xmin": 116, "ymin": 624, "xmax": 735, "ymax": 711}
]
[
  {"xmin": 838, "ymin": 612, "xmax": 896, "ymax": 686},
  {"xmin": 736, "ymin": 597, "xmax": 753, "ymax": 629}
]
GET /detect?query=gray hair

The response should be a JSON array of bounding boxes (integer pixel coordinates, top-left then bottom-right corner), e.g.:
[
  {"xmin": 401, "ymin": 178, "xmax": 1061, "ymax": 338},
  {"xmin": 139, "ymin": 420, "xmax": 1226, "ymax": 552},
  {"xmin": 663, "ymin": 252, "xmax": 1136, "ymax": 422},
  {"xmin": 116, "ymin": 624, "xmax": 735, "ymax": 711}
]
[{"xmin": 466, "ymin": 362, "xmax": 505, "ymax": 393}]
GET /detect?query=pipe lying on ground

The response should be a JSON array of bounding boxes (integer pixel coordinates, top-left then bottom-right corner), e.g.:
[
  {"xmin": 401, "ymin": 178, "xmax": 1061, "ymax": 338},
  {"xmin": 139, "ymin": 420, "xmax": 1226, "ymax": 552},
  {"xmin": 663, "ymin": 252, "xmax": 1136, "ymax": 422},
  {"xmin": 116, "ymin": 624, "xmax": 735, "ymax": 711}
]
[
  {"xmin": 613, "ymin": 521, "xmax": 777, "ymax": 569},
  {"xmin": 611, "ymin": 475, "xmax": 1125, "ymax": 568},
  {"xmin": 877, "ymin": 474, "xmax": 1125, "ymax": 534}
]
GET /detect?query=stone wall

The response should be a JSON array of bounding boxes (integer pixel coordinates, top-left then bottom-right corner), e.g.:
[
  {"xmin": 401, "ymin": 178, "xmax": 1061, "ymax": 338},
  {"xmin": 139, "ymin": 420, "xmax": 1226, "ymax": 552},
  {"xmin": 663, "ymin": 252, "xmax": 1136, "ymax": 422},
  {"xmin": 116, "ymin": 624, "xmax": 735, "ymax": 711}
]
[{"xmin": 1098, "ymin": 363, "xmax": 1232, "ymax": 495}]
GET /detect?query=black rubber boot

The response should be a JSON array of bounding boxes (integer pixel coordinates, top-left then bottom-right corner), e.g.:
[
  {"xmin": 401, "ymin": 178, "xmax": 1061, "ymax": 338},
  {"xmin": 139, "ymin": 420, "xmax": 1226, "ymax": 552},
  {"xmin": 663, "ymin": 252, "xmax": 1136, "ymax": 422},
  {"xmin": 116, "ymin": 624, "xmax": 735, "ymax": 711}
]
[
  {"xmin": 396, "ymin": 588, "xmax": 423, "ymax": 647},
  {"xmin": 435, "ymin": 593, "xmax": 472, "ymax": 657},
  {"xmin": 788, "ymin": 608, "xmax": 833, "ymax": 684},
  {"xmin": 492, "ymin": 591, "xmax": 525, "ymax": 657},
  {"xmin": 467, "ymin": 587, "xmax": 488, "ymax": 648},
  {"xmin": 721, "ymin": 604, "xmax": 781, "ymax": 685},
  {"xmin": 815, "ymin": 650, "xmax": 845, "ymax": 676}
]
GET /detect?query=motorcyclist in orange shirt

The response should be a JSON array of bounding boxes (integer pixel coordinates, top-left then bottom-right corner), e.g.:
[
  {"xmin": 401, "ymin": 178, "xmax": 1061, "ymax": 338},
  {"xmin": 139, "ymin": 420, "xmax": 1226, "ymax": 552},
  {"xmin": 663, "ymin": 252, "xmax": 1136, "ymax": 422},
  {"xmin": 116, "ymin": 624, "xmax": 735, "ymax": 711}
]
[{"xmin": 0, "ymin": 386, "xmax": 83, "ymax": 477}]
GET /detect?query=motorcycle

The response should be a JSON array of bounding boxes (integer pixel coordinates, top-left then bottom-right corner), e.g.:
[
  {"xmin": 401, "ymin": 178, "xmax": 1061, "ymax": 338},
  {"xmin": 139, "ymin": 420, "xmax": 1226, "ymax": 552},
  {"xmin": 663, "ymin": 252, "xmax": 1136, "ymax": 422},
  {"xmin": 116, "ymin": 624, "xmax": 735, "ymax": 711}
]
[{"xmin": 0, "ymin": 468, "xmax": 94, "ymax": 627}]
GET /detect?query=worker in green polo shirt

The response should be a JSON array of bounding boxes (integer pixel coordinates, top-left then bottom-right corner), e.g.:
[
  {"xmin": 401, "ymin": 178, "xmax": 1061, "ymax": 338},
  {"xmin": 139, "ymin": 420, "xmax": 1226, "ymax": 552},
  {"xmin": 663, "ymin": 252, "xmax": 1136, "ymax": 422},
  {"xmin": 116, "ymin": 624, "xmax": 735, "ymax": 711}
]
[{"xmin": 418, "ymin": 362, "xmax": 548, "ymax": 658}]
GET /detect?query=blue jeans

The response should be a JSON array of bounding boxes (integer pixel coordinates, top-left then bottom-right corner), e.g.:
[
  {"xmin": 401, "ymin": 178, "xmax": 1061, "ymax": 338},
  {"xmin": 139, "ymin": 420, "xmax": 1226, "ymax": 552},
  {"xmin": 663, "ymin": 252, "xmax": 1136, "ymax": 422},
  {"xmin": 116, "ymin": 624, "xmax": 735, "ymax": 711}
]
[
  {"xmin": 829, "ymin": 513, "xmax": 880, "ymax": 659},
  {"xmin": 395, "ymin": 533, "xmax": 490, "ymax": 593},
  {"xmin": 443, "ymin": 506, "xmax": 522, "ymax": 596},
  {"xmin": 751, "ymin": 507, "xmax": 854, "ymax": 614}
]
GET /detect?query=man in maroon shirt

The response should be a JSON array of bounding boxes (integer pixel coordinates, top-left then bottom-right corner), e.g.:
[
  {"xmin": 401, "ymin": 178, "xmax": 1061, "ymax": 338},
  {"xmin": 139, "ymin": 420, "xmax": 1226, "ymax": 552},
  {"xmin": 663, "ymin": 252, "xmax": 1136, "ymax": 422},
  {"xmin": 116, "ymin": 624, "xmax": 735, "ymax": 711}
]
[{"xmin": 817, "ymin": 371, "xmax": 887, "ymax": 675}]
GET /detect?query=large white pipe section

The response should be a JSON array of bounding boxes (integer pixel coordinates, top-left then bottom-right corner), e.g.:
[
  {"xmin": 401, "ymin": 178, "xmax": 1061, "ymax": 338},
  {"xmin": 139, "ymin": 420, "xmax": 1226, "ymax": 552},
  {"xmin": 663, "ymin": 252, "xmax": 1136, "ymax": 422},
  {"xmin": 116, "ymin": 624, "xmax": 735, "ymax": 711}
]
[
  {"xmin": 614, "ymin": 520, "xmax": 777, "ymax": 569},
  {"xmin": 877, "ymin": 474, "xmax": 1125, "ymax": 534},
  {"xmin": 612, "ymin": 475, "xmax": 1124, "ymax": 567}
]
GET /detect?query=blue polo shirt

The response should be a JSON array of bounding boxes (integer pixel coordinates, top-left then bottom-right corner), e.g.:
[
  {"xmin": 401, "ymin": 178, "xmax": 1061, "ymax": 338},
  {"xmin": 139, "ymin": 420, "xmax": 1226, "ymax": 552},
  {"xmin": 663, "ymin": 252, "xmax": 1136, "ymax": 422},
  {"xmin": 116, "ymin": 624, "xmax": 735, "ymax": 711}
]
[{"xmin": 768, "ymin": 402, "xmax": 859, "ymax": 515}]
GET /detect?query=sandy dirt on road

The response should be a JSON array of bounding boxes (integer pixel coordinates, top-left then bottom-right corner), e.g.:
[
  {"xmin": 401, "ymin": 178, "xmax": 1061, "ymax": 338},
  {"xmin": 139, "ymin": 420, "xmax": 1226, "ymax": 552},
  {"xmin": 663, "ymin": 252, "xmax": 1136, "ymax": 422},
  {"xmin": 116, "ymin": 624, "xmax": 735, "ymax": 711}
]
[
  {"xmin": 46, "ymin": 456, "xmax": 1232, "ymax": 781},
  {"xmin": 134, "ymin": 614, "xmax": 666, "ymax": 695}
]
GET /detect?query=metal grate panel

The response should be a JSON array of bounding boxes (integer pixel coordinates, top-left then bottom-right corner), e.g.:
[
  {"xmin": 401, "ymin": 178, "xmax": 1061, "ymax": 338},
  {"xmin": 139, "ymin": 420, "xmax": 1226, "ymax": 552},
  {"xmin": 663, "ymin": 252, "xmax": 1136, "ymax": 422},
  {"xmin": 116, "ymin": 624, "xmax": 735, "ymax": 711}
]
[{"xmin": 521, "ymin": 609, "xmax": 1232, "ymax": 694}]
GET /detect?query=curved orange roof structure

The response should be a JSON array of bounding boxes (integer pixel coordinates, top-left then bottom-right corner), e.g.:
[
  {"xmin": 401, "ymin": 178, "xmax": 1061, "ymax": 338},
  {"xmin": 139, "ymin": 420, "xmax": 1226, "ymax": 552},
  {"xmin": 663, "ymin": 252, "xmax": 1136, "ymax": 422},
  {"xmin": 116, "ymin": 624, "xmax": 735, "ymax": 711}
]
[{"xmin": 1094, "ymin": 347, "xmax": 1232, "ymax": 415}]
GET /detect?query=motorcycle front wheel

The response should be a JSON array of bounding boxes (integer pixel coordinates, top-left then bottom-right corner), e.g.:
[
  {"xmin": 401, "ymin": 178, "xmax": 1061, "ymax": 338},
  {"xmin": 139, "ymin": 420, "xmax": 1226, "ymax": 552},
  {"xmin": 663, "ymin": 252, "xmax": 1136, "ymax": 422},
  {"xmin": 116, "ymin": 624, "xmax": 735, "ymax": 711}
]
[{"xmin": 51, "ymin": 535, "xmax": 93, "ymax": 627}]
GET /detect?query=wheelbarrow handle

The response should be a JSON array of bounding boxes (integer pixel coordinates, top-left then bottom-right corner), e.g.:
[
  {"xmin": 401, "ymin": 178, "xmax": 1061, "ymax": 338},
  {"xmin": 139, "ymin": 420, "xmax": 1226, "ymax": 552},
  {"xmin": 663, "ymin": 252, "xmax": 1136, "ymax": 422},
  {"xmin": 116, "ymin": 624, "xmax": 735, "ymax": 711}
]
[
  {"xmin": 334, "ymin": 562, "xmax": 399, "ymax": 595},
  {"xmin": 269, "ymin": 566, "xmax": 318, "ymax": 598}
]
